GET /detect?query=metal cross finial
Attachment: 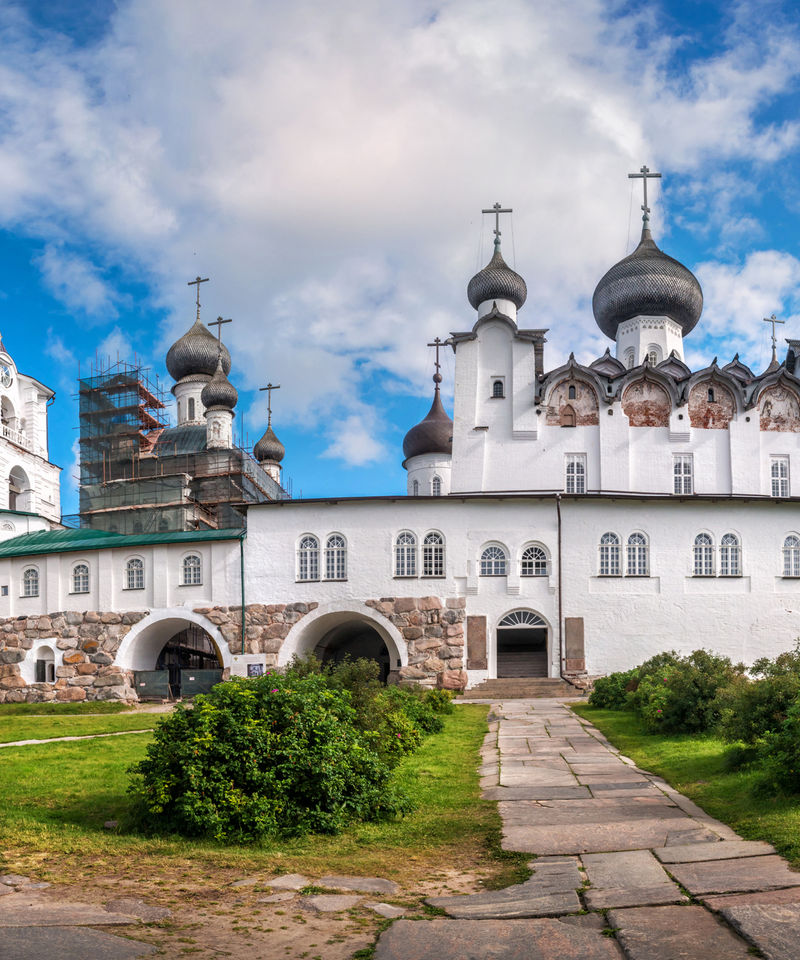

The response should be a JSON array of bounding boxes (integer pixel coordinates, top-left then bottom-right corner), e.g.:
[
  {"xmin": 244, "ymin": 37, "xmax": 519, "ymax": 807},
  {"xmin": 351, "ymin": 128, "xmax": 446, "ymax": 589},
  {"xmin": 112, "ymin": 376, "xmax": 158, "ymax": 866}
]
[
  {"xmin": 628, "ymin": 166, "xmax": 662, "ymax": 226},
  {"xmin": 481, "ymin": 202, "xmax": 513, "ymax": 248},
  {"xmin": 763, "ymin": 313, "xmax": 785, "ymax": 364},
  {"xmin": 259, "ymin": 382, "xmax": 281, "ymax": 427},
  {"xmin": 187, "ymin": 276, "xmax": 209, "ymax": 321},
  {"xmin": 208, "ymin": 316, "xmax": 232, "ymax": 343},
  {"xmin": 427, "ymin": 336, "xmax": 444, "ymax": 390}
]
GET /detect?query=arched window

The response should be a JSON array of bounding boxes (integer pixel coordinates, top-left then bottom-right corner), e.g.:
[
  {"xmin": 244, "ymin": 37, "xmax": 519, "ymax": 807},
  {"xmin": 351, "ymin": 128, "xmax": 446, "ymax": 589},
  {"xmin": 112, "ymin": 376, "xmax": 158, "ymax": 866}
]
[
  {"xmin": 624, "ymin": 347, "xmax": 635, "ymax": 369},
  {"xmin": 22, "ymin": 566, "xmax": 38, "ymax": 597},
  {"xmin": 568, "ymin": 384, "xmax": 576, "ymax": 400},
  {"xmin": 72, "ymin": 563, "xmax": 89, "ymax": 594},
  {"xmin": 693, "ymin": 534, "xmax": 714, "ymax": 576},
  {"xmin": 325, "ymin": 534, "xmax": 347, "ymax": 580},
  {"xmin": 626, "ymin": 533, "xmax": 648, "ymax": 577},
  {"xmin": 521, "ymin": 545, "xmax": 548, "ymax": 577},
  {"xmin": 297, "ymin": 535, "xmax": 319, "ymax": 581},
  {"xmin": 647, "ymin": 350, "xmax": 659, "ymax": 365},
  {"xmin": 707, "ymin": 387, "xmax": 715, "ymax": 403},
  {"xmin": 188, "ymin": 397, "xmax": 196, "ymax": 420},
  {"xmin": 126, "ymin": 557, "xmax": 144, "ymax": 590},
  {"xmin": 598, "ymin": 533, "xmax": 621, "ymax": 576},
  {"xmin": 492, "ymin": 380, "xmax": 504, "ymax": 398},
  {"xmin": 395, "ymin": 531, "xmax": 417, "ymax": 577},
  {"xmin": 182, "ymin": 554, "xmax": 202, "ymax": 585},
  {"xmin": 560, "ymin": 405, "xmax": 576, "ymax": 428},
  {"xmin": 480, "ymin": 545, "xmax": 507, "ymax": 576},
  {"xmin": 783, "ymin": 535, "xmax": 800, "ymax": 577},
  {"xmin": 422, "ymin": 532, "xmax": 445, "ymax": 577},
  {"xmin": 720, "ymin": 533, "xmax": 741, "ymax": 577},
  {"xmin": 411, "ymin": 479, "xmax": 419, "ymax": 496},
  {"xmin": 432, "ymin": 475, "xmax": 442, "ymax": 496}
]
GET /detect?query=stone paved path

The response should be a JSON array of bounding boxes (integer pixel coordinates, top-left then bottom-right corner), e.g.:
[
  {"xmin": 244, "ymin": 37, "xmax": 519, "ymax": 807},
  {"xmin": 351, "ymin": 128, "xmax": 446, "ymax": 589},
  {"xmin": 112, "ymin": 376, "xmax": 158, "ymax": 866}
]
[{"xmin": 375, "ymin": 699, "xmax": 800, "ymax": 960}]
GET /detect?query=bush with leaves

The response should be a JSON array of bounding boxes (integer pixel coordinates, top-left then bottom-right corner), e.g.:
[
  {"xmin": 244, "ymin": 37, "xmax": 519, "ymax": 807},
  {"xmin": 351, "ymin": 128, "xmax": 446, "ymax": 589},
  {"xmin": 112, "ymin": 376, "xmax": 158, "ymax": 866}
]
[
  {"xmin": 759, "ymin": 696, "xmax": 800, "ymax": 794},
  {"xmin": 128, "ymin": 671, "xmax": 412, "ymax": 842},
  {"xmin": 588, "ymin": 669, "xmax": 638, "ymax": 709},
  {"xmin": 715, "ymin": 646, "xmax": 800, "ymax": 745}
]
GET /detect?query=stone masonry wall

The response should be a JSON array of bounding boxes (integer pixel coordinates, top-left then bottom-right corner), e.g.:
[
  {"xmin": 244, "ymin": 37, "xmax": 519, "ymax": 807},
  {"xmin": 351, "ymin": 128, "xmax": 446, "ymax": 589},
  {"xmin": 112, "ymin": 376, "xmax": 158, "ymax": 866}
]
[{"xmin": 195, "ymin": 602, "xmax": 318, "ymax": 665}]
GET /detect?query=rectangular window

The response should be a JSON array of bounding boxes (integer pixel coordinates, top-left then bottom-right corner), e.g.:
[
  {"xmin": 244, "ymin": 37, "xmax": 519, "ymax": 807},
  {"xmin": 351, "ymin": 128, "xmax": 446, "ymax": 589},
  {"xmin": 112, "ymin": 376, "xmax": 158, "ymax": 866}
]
[
  {"xmin": 771, "ymin": 456, "xmax": 790, "ymax": 498},
  {"xmin": 673, "ymin": 454, "xmax": 693, "ymax": 495},
  {"xmin": 565, "ymin": 454, "xmax": 586, "ymax": 494}
]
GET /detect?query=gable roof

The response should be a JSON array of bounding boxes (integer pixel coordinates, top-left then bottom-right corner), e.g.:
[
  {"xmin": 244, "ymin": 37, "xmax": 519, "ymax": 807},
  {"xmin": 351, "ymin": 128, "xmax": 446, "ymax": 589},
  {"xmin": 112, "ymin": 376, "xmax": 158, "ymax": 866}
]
[{"xmin": 0, "ymin": 527, "xmax": 244, "ymax": 559}]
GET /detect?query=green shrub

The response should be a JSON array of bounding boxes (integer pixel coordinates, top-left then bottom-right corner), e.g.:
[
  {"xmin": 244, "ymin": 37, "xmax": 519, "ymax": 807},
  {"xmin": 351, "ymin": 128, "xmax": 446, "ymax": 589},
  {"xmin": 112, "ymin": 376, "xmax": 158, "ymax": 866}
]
[
  {"xmin": 128, "ymin": 671, "xmax": 411, "ymax": 842},
  {"xmin": 716, "ymin": 647, "xmax": 800, "ymax": 744},
  {"xmin": 425, "ymin": 688, "xmax": 455, "ymax": 714},
  {"xmin": 588, "ymin": 669, "xmax": 638, "ymax": 709},
  {"xmin": 760, "ymin": 696, "xmax": 800, "ymax": 794}
]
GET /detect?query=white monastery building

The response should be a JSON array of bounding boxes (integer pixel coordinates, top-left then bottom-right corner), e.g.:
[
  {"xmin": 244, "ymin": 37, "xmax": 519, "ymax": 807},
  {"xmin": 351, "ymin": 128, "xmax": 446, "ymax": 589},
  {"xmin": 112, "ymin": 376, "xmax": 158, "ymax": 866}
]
[{"xmin": 3, "ymin": 175, "xmax": 800, "ymax": 703}]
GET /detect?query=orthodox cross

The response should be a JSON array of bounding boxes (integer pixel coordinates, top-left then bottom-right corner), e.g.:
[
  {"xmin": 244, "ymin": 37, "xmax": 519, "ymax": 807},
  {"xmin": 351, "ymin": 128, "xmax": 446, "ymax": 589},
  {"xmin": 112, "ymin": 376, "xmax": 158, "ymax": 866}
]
[
  {"xmin": 259, "ymin": 382, "xmax": 280, "ymax": 426},
  {"xmin": 187, "ymin": 276, "xmax": 209, "ymax": 321},
  {"xmin": 628, "ymin": 166, "xmax": 662, "ymax": 225},
  {"xmin": 482, "ymin": 202, "xmax": 512, "ymax": 246},
  {"xmin": 763, "ymin": 313, "xmax": 785, "ymax": 364},
  {"xmin": 208, "ymin": 316, "xmax": 232, "ymax": 343},
  {"xmin": 427, "ymin": 336, "xmax": 444, "ymax": 388}
]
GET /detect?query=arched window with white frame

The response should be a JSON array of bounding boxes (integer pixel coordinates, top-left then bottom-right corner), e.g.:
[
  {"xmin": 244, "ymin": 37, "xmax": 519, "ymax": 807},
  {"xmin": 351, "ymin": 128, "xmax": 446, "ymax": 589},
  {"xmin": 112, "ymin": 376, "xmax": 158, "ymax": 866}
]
[
  {"xmin": 626, "ymin": 533, "xmax": 648, "ymax": 577},
  {"xmin": 599, "ymin": 532, "xmax": 621, "ymax": 576},
  {"xmin": 720, "ymin": 533, "xmax": 741, "ymax": 577},
  {"xmin": 22, "ymin": 566, "xmax": 39, "ymax": 597},
  {"xmin": 480, "ymin": 545, "xmax": 507, "ymax": 576},
  {"xmin": 783, "ymin": 535, "xmax": 800, "ymax": 577},
  {"xmin": 395, "ymin": 531, "xmax": 417, "ymax": 577},
  {"xmin": 422, "ymin": 531, "xmax": 445, "ymax": 577},
  {"xmin": 182, "ymin": 554, "xmax": 202, "ymax": 585},
  {"xmin": 624, "ymin": 347, "xmax": 635, "ymax": 369},
  {"xmin": 125, "ymin": 557, "xmax": 144, "ymax": 590},
  {"xmin": 693, "ymin": 533, "xmax": 714, "ymax": 576},
  {"xmin": 521, "ymin": 544, "xmax": 548, "ymax": 577},
  {"xmin": 325, "ymin": 534, "xmax": 347, "ymax": 580},
  {"xmin": 432, "ymin": 475, "xmax": 442, "ymax": 496},
  {"xmin": 411, "ymin": 479, "xmax": 419, "ymax": 496},
  {"xmin": 72, "ymin": 563, "xmax": 89, "ymax": 594},
  {"xmin": 297, "ymin": 535, "xmax": 319, "ymax": 581}
]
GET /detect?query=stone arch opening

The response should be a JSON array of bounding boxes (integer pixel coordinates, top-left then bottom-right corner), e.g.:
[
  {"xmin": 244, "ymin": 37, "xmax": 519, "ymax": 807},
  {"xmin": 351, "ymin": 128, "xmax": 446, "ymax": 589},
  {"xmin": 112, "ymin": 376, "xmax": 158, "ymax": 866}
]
[
  {"xmin": 314, "ymin": 621, "xmax": 391, "ymax": 682},
  {"xmin": 34, "ymin": 644, "xmax": 55, "ymax": 683},
  {"xmin": 8, "ymin": 466, "xmax": 32, "ymax": 512},
  {"xmin": 496, "ymin": 609, "xmax": 549, "ymax": 678}
]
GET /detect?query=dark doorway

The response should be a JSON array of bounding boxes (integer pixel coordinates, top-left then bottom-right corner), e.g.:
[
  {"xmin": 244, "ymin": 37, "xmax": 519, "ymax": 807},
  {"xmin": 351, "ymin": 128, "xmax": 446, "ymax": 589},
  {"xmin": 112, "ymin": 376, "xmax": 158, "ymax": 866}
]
[
  {"xmin": 155, "ymin": 625, "xmax": 222, "ymax": 697},
  {"xmin": 314, "ymin": 621, "xmax": 391, "ymax": 683},
  {"xmin": 496, "ymin": 610, "xmax": 548, "ymax": 677}
]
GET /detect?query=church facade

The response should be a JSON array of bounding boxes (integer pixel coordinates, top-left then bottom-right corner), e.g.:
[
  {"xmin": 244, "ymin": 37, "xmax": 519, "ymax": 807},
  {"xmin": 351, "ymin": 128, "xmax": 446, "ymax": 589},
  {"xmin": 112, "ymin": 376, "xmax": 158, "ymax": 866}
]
[{"xmin": 3, "ymin": 185, "xmax": 800, "ymax": 703}]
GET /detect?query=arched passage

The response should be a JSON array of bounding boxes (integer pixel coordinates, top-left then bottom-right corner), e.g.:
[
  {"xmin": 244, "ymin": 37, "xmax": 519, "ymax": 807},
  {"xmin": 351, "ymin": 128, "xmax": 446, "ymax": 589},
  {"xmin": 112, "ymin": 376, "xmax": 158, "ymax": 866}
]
[
  {"xmin": 8, "ymin": 466, "xmax": 32, "ymax": 512},
  {"xmin": 496, "ymin": 609, "xmax": 549, "ymax": 678},
  {"xmin": 314, "ymin": 621, "xmax": 391, "ymax": 682}
]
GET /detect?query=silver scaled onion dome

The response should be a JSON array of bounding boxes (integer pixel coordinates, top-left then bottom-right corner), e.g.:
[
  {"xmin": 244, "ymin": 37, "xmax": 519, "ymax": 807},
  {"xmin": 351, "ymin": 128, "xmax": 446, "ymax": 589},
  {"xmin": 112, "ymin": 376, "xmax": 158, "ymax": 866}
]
[
  {"xmin": 200, "ymin": 356, "xmax": 238, "ymax": 410},
  {"xmin": 592, "ymin": 226, "xmax": 703, "ymax": 340},
  {"xmin": 402, "ymin": 369, "xmax": 453, "ymax": 461},
  {"xmin": 166, "ymin": 319, "xmax": 232, "ymax": 381},
  {"xmin": 254, "ymin": 425, "xmax": 285, "ymax": 464},
  {"xmin": 467, "ymin": 239, "xmax": 527, "ymax": 311}
]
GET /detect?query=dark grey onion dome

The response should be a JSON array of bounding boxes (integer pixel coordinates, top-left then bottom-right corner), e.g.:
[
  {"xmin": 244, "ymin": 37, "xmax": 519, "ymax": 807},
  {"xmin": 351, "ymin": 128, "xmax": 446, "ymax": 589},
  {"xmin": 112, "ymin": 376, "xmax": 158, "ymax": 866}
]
[
  {"xmin": 166, "ymin": 319, "xmax": 232, "ymax": 381},
  {"xmin": 592, "ymin": 228, "xmax": 703, "ymax": 340},
  {"xmin": 201, "ymin": 357, "xmax": 238, "ymax": 410},
  {"xmin": 403, "ymin": 390, "xmax": 453, "ymax": 460},
  {"xmin": 467, "ymin": 243, "xmax": 527, "ymax": 311},
  {"xmin": 254, "ymin": 425, "xmax": 285, "ymax": 463}
]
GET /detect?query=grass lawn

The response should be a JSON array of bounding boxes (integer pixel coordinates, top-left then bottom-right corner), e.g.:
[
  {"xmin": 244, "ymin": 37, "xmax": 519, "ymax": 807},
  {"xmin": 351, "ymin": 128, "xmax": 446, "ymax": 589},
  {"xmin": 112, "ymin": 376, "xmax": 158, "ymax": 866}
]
[
  {"xmin": 572, "ymin": 704, "xmax": 800, "ymax": 869},
  {"xmin": 0, "ymin": 701, "xmax": 133, "ymax": 716},
  {"xmin": 0, "ymin": 703, "xmax": 526, "ymax": 892},
  {"xmin": 0, "ymin": 712, "xmax": 163, "ymax": 743}
]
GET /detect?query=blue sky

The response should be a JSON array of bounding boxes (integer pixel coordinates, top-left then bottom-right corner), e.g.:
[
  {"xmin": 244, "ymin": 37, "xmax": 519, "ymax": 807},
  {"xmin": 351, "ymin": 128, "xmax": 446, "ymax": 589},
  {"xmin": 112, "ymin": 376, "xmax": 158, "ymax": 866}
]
[{"xmin": 2, "ymin": 0, "xmax": 800, "ymax": 514}]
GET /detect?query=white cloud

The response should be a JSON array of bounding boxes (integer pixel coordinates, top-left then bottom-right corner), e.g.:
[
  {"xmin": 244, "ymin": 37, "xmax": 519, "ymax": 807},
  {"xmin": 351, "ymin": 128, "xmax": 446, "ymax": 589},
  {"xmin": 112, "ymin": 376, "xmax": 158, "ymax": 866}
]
[
  {"xmin": 37, "ymin": 244, "xmax": 116, "ymax": 317},
  {"xmin": 321, "ymin": 413, "xmax": 388, "ymax": 467}
]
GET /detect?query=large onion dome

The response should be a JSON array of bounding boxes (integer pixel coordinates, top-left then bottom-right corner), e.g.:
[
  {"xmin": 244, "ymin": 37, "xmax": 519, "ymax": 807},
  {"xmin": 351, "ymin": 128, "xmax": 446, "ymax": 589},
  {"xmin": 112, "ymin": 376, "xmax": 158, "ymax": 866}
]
[
  {"xmin": 166, "ymin": 319, "xmax": 232, "ymax": 381},
  {"xmin": 403, "ymin": 389, "xmax": 453, "ymax": 461},
  {"xmin": 592, "ymin": 227, "xmax": 703, "ymax": 340},
  {"xmin": 254, "ymin": 425, "xmax": 285, "ymax": 463},
  {"xmin": 467, "ymin": 241, "xmax": 527, "ymax": 311},
  {"xmin": 200, "ymin": 356, "xmax": 238, "ymax": 410}
]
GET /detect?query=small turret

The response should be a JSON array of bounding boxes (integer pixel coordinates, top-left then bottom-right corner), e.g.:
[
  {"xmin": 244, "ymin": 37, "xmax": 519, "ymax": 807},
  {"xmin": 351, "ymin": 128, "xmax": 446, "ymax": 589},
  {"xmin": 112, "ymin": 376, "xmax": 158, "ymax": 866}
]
[
  {"xmin": 253, "ymin": 382, "xmax": 285, "ymax": 482},
  {"xmin": 202, "ymin": 354, "xmax": 237, "ymax": 450},
  {"xmin": 402, "ymin": 338, "xmax": 453, "ymax": 496}
]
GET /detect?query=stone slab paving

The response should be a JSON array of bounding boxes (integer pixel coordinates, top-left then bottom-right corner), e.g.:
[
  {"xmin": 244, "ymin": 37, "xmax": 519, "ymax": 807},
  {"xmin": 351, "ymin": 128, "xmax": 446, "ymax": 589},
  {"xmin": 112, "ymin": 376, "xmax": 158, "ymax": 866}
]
[
  {"xmin": 0, "ymin": 893, "xmax": 139, "ymax": 926},
  {"xmin": 318, "ymin": 875, "xmax": 399, "ymax": 894},
  {"xmin": 0, "ymin": 926, "xmax": 156, "ymax": 960},
  {"xmin": 607, "ymin": 905, "xmax": 754, "ymax": 959},
  {"xmin": 717, "ymin": 903, "xmax": 800, "ymax": 960},
  {"xmin": 655, "ymin": 840, "xmax": 776, "ymax": 863},
  {"xmin": 668, "ymin": 855, "xmax": 800, "ymax": 895},
  {"xmin": 582, "ymin": 850, "xmax": 687, "ymax": 909}
]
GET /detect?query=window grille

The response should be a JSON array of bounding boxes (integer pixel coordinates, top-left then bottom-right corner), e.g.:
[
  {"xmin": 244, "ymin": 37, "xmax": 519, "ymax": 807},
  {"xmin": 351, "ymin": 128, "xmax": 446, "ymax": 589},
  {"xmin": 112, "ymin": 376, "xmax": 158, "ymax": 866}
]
[
  {"xmin": 673, "ymin": 455, "xmax": 693, "ymax": 495},
  {"xmin": 647, "ymin": 350, "xmax": 658, "ymax": 365},
  {"xmin": 72, "ymin": 563, "xmax": 89, "ymax": 594},
  {"xmin": 626, "ymin": 533, "xmax": 648, "ymax": 576},
  {"xmin": 720, "ymin": 533, "xmax": 741, "ymax": 577},
  {"xmin": 498, "ymin": 610, "xmax": 546, "ymax": 627},
  {"xmin": 432, "ymin": 476, "xmax": 442, "ymax": 496},
  {"xmin": 395, "ymin": 532, "xmax": 417, "ymax": 577},
  {"xmin": 126, "ymin": 557, "xmax": 144, "ymax": 590},
  {"xmin": 783, "ymin": 535, "xmax": 800, "ymax": 577},
  {"xmin": 625, "ymin": 348, "xmax": 635, "ymax": 369},
  {"xmin": 325, "ymin": 535, "xmax": 347, "ymax": 580},
  {"xmin": 422, "ymin": 532, "xmax": 444, "ymax": 577},
  {"xmin": 693, "ymin": 533, "xmax": 714, "ymax": 576},
  {"xmin": 480, "ymin": 545, "xmax": 507, "ymax": 576},
  {"xmin": 598, "ymin": 532, "xmax": 621, "ymax": 576},
  {"xmin": 182, "ymin": 554, "xmax": 202, "ymax": 585},
  {"xmin": 492, "ymin": 380, "xmax": 504, "ymax": 398},
  {"xmin": 22, "ymin": 567, "xmax": 38, "ymax": 597},
  {"xmin": 297, "ymin": 535, "xmax": 319, "ymax": 581},
  {"xmin": 521, "ymin": 545, "xmax": 548, "ymax": 577},
  {"xmin": 771, "ymin": 457, "xmax": 790, "ymax": 498},
  {"xmin": 565, "ymin": 454, "xmax": 586, "ymax": 494}
]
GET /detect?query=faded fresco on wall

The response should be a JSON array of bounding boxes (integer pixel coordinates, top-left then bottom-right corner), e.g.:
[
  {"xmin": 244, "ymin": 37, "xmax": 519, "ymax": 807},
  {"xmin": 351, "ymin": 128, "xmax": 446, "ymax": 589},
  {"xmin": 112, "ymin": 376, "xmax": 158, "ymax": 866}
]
[
  {"xmin": 688, "ymin": 382, "xmax": 735, "ymax": 429},
  {"xmin": 621, "ymin": 380, "xmax": 671, "ymax": 427},
  {"xmin": 759, "ymin": 385, "xmax": 800, "ymax": 432},
  {"xmin": 546, "ymin": 380, "xmax": 599, "ymax": 426}
]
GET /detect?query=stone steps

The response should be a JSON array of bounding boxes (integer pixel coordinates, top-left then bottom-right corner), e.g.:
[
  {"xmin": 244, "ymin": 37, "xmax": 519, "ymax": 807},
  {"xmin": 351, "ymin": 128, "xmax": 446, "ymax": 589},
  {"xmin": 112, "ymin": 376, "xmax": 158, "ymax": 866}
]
[{"xmin": 460, "ymin": 677, "xmax": 578, "ymax": 699}]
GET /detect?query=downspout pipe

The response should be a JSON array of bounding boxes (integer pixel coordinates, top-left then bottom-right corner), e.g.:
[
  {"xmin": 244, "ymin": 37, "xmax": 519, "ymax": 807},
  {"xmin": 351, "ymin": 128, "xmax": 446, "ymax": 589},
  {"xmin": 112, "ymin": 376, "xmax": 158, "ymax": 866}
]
[
  {"xmin": 240, "ymin": 530, "xmax": 246, "ymax": 655},
  {"xmin": 556, "ymin": 493, "xmax": 566, "ymax": 682}
]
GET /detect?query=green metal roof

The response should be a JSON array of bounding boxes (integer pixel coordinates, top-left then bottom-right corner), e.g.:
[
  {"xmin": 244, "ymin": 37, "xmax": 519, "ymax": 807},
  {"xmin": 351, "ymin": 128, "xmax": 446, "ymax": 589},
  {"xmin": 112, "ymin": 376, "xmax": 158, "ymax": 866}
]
[{"xmin": 0, "ymin": 527, "xmax": 244, "ymax": 559}]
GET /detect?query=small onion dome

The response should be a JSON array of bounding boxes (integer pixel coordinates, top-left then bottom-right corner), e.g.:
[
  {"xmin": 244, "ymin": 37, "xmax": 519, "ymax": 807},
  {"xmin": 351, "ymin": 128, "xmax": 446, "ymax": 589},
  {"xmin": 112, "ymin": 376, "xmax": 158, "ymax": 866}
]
[
  {"xmin": 403, "ymin": 389, "xmax": 453, "ymax": 460},
  {"xmin": 254, "ymin": 424, "xmax": 285, "ymax": 464},
  {"xmin": 166, "ymin": 319, "xmax": 232, "ymax": 381},
  {"xmin": 200, "ymin": 357, "xmax": 238, "ymax": 410},
  {"xmin": 592, "ymin": 227, "xmax": 703, "ymax": 340},
  {"xmin": 467, "ymin": 243, "xmax": 527, "ymax": 311}
]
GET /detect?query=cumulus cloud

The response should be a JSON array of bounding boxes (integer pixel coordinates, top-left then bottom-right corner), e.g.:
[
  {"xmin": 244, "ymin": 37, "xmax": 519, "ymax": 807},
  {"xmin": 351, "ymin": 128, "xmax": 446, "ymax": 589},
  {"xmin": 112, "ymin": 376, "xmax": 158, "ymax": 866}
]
[
  {"xmin": 321, "ymin": 413, "xmax": 389, "ymax": 467},
  {"xmin": 36, "ymin": 244, "xmax": 117, "ymax": 317}
]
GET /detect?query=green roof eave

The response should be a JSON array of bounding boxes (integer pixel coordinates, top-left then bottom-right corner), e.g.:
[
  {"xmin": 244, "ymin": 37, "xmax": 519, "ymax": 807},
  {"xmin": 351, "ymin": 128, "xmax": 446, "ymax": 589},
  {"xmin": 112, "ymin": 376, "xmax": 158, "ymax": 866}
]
[{"xmin": 0, "ymin": 527, "xmax": 245, "ymax": 560}]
